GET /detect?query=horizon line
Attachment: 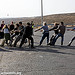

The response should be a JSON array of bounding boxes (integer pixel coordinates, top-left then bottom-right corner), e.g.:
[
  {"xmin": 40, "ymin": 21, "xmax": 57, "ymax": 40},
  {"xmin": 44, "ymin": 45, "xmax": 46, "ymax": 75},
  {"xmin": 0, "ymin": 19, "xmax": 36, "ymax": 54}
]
[{"xmin": 0, "ymin": 12, "xmax": 75, "ymax": 19}]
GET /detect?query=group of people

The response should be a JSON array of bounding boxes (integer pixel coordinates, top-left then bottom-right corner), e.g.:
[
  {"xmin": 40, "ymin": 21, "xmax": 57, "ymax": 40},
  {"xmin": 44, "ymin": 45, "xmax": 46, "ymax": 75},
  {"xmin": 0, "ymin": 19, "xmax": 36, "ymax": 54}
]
[
  {"xmin": 0, "ymin": 21, "xmax": 34, "ymax": 48},
  {"xmin": 35, "ymin": 22, "xmax": 75, "ymax": 46},
  {"xmin": 0, "ymin": 20, "xmax": 75, "ymax": 48},
  {"xmin": 35, "ymin": 22, "xmax": 66, "ymax": 46}
]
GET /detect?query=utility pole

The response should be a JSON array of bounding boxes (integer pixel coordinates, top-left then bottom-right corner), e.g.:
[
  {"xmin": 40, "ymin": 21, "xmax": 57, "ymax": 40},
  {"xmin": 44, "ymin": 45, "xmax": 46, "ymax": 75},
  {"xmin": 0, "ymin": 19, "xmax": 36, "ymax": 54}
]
[{"xmin": 41, "ymin": 0, "xmax": 43, "ymax": 25}]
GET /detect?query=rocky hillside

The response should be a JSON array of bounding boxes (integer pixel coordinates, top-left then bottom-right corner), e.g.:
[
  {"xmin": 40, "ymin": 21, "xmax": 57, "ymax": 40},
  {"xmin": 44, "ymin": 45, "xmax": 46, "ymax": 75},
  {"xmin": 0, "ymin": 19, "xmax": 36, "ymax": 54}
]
[
  {"xmin": 31, "ymin": 13, "xmax": 75, "ymax": 25},
  {"xmin": 0, "ymin": 13, "xmax": 75, "ymax": 26}
]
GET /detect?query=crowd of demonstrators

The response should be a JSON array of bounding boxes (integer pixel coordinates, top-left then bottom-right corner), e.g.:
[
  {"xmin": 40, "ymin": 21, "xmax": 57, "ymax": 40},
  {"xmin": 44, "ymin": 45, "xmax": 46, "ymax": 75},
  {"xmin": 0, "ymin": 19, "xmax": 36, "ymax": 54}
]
[
  {"xmin": 35, "ymin": 22, "xmax": 66, "ymax": 46},
  {"xmin": 67, "ymin": 27, "xmax": 75, "ymax": 46},
  {"xmin": 0, "ymin": 20, "xmax": 74, "ymax": 48},
  {"xmin": 0, "ymin": 20, "xmax": 35, "ymax": 48}
]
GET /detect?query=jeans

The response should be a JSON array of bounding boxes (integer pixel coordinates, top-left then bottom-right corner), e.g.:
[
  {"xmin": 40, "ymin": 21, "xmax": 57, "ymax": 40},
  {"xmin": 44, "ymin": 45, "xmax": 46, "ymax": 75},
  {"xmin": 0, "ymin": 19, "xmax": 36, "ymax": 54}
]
[
  {"xmin": 40, "ymin": 33, "xmax": 49, "ymax": 45},
  {"xmin": 14, "ymin": 35, "xmax": 22, "ymax": 47},
  {"xmin": 53, "ymin": 33, "xmax": 64, "ymax": 45}
]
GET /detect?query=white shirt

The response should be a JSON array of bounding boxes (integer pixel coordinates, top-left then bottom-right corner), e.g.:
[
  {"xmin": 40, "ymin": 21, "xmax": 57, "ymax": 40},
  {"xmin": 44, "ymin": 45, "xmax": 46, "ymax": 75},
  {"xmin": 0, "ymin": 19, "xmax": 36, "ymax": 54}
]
[{"xmin": 4, "ymin": 28, "xmax": 10, "ymax": 33}]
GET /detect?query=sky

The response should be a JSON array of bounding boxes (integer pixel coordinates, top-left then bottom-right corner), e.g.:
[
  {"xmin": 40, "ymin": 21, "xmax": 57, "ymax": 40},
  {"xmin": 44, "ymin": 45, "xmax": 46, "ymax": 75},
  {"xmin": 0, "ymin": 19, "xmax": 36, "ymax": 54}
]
[{"xmin": 0, "ymin": 0, "xmax": 75, "ymax": 18}]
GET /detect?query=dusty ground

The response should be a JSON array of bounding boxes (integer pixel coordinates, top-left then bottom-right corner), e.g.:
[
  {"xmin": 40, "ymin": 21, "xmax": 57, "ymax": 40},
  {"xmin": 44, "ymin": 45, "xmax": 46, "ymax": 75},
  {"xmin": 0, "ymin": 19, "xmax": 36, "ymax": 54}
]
[{"xmin": 0, "ymin": 30, "xmax": 75, "ymax": 75}]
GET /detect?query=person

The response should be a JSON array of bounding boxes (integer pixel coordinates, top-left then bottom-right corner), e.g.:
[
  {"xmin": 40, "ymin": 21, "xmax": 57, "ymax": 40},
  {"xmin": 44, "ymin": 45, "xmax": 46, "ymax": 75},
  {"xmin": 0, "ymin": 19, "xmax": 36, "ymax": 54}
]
[
  {"xmin": 0, "ymin": 25, "xmax": 11, "ymax": 46},
  {"xmin": 0, "ymin": 21, "xmax": 5, "ymax": 39},
  {"xmin": 48, "ymin": 22, "xmax": 59, "ymax": 45},
  {"xmin": 1, "ymin": 21, "xmax": 5, "ymax": 29},
  {"xmin": 0, "ymin": 29, "xmax": 4, "ymax": 39},
  {"xmin": 35, "ymin": 22, "xmax": 49, "ymax": 45},
  {"xmin": 19, "ymin": 22, "xmax": 34, "ymax": 48},
  {"xmin": 31, "ymin": 21, "xmax": 34, "ymax": 29},
  {"xmin": 30, "ymin": 21, "xmax": 34, "ymax": 35},
  {"xmin": 67, "ymin": 27, "xmax": 75, "ymax": 46},
  {"xmin": 10, "ymin": 24, "xmax": 19, "ymax": 39},
  {"xmin": 10, "ymin": 24, "xmax": 19, "ymax": 45},
  {"xmin": 52, "ymin": 22, "xmax": 66, "ymax": 45},
  {"xmin": 9, "ymin": 21, "xmax": 14, "ymax": 31},
  {"xmin": 28, "ymin": 21, "xmax": 34, "ymax": 46},
  {"xmin": 13, "ymin": 22, "xmax": 24, "ymax": 47}
]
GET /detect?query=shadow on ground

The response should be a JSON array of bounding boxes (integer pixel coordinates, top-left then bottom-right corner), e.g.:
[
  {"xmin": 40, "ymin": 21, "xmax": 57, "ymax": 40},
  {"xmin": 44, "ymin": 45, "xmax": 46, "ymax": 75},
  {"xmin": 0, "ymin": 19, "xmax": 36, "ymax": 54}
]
[
  {"xmin": 0, "ymin": 47, "xmax": 12, "ymax": 52},
  {"xmin": 0, "ymin": 45, "xmax": 74, "ymax": 55}
]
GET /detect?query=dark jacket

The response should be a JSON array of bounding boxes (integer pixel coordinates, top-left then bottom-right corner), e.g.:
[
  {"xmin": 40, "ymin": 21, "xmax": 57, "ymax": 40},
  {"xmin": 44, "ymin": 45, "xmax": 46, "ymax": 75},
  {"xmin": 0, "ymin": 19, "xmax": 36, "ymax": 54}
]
[
  {"xmin": 24, "ymin": 26, "xmax": 33, "ymax": 36},
  {"xmin": 19, "ymin": 25, "xmax": 24, "ymax": 36},
  {"xmin": 10, "ymin": 24, "xmax": 14, "ymax": 31},
  {"xmin": 49, "ymin": 25, "xmax": 59, "ymax": 34},
  {"xmin": 58, "ymin": 25, "xmax": 66, "ymax": 35}
]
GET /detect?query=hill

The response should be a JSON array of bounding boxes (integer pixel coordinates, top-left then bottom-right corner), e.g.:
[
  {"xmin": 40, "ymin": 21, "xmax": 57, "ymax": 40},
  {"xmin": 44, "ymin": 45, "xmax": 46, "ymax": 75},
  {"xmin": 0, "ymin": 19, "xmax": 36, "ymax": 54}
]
[
  {"xmin": 0, "ymin": 13, "xmax": 75, "ymax": 26},
  {"xmin": 32, "ymin": 13, "xmax": 75, "ymax": 25}
]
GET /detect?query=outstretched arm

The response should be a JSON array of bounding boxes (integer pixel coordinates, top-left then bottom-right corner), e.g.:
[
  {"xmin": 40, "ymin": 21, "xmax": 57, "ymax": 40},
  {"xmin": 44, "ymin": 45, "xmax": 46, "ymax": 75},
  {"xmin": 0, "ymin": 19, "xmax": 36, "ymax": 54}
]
[
  {"xmin": 49, "ymin": 26, "xmax": 57, "ymax": 31},
  {"xmin": 35, "ymin": 26, "xmax": 43, "ymax": 32},
  {"xmin": 35, "ymin": 28, "xmax": 41, "ymax": 32}
]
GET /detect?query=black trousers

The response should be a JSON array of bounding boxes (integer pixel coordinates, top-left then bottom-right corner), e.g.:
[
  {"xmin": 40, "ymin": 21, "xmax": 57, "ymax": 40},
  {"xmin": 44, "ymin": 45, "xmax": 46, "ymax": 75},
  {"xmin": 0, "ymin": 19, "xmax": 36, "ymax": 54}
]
[{"xmin": 19, "ymin": 34, "xmax": 34, "ymax": 47}]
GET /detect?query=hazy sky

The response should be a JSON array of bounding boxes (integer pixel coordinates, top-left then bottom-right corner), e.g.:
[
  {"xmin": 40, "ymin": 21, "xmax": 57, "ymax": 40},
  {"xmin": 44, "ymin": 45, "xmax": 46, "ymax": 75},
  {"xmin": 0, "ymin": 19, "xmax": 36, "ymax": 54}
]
[{"xmin": 0, "ymin": 0, "xmax": 75, "ymax": 18}]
